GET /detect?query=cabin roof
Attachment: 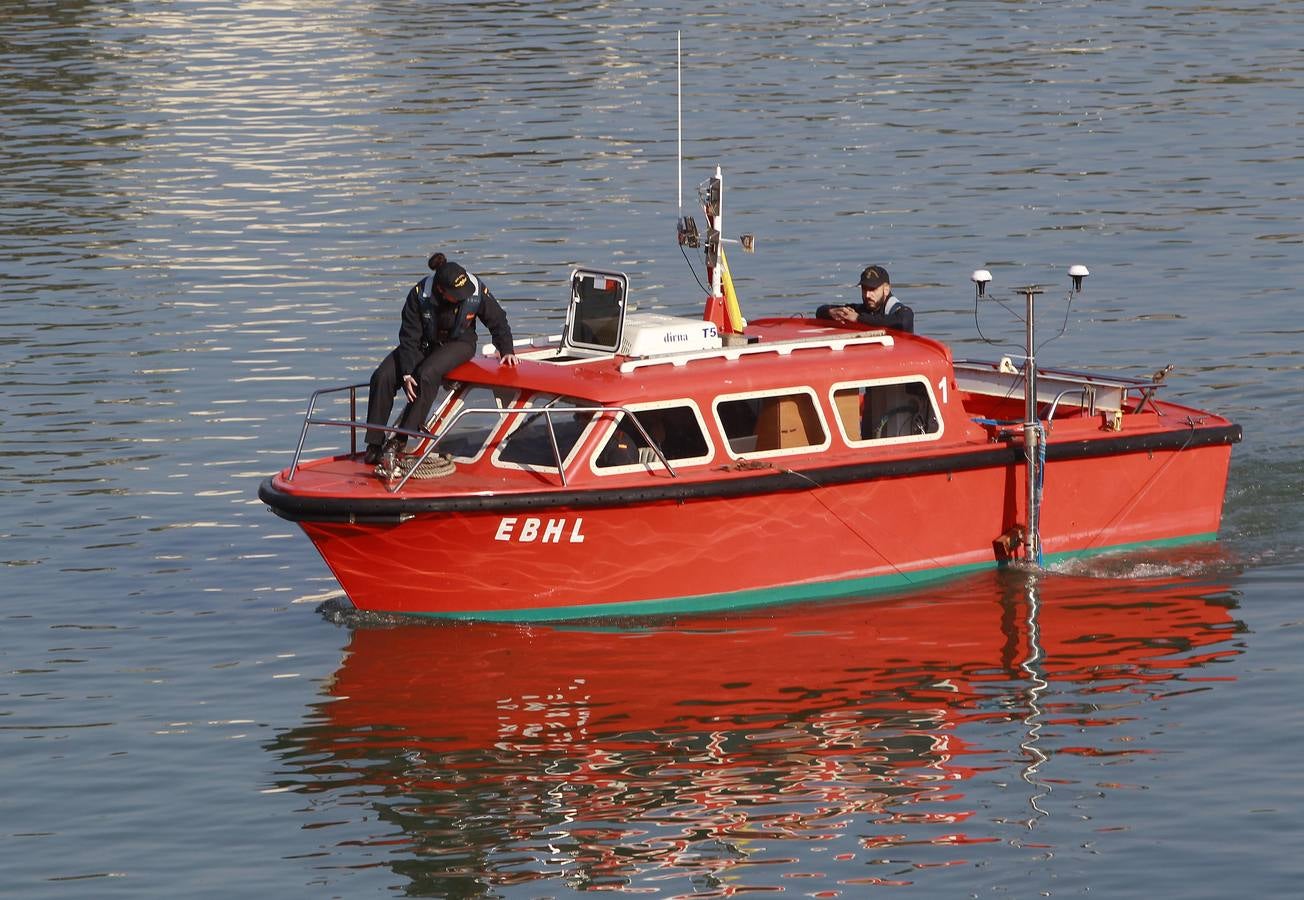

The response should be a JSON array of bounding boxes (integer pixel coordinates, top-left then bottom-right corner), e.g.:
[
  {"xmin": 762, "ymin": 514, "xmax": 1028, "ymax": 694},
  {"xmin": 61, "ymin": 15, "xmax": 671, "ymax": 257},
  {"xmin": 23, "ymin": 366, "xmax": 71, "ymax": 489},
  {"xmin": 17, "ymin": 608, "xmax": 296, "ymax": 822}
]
[{"xmin": 449, "ymin": 317, "xmax": 955, "ymax": 404}]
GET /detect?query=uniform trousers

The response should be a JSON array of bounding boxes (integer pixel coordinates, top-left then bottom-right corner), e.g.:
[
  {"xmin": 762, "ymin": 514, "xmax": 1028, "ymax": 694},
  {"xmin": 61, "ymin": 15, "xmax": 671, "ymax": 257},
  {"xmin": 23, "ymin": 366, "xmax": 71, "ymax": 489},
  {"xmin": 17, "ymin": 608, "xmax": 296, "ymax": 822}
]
[{"xmin": 364, "ymin": 341, "xmax": 475, "ymax": 447}]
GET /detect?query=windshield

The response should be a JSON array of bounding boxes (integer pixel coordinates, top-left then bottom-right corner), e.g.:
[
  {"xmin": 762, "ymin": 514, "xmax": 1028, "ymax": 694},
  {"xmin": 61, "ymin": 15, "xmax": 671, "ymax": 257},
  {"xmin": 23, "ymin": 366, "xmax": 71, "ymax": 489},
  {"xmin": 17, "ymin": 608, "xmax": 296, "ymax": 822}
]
[
  {"xmin": 433, "ymin": 384, "xmax": 519, "ymax": 461},
  {"xmin": 494, "ymin": 394, "xmax": 594, "ymax": 471}
]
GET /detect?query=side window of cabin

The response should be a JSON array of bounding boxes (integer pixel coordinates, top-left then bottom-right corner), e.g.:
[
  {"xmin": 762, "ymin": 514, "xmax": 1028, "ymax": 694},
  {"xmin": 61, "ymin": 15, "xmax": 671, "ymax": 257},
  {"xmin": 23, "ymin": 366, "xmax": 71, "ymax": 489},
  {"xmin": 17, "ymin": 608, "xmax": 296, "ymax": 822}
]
[
  {"xmin": 494, "ymin": 394, "xmax": 593, "ymax": 470},
  {"xmin": 715, "ymin": 390, "xmax": 829, "ymax": 456},
  {"xmin": 594, "ymin": 404, "xmax": 711, "ymax": 471},
  {"xmin": 832, "ymin": 379, "xmax": 941, "ymax": 444},
  {"xmin": 434, "ymin": 385, "xmax": 518, "ymax": 461}
]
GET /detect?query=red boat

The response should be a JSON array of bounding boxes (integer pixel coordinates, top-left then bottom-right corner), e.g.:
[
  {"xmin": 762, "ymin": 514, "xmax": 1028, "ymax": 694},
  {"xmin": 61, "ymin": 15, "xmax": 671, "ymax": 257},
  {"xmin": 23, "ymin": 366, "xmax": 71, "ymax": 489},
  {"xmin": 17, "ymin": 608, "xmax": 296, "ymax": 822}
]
[{"xmin": 259, "ymin": 170, "xmax": 1240, "ymax": 620}]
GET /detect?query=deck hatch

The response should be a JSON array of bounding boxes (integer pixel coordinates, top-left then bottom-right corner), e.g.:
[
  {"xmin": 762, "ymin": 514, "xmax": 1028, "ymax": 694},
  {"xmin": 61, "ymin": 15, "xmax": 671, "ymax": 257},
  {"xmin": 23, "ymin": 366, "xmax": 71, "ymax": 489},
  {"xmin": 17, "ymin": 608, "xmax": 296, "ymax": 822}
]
[{"xmin": 562, "ymin": 268, "xmax": 628, "ymax": 356}]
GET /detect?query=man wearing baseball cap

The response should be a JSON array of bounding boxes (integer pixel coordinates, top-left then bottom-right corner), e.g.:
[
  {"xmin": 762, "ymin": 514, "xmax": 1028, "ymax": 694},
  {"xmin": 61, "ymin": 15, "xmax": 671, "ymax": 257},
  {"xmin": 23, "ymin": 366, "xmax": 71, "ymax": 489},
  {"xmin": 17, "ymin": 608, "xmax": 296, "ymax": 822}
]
[
  {"xmin": 815, "ymin": 264, "xmax": 915, "ymax": 333},
  {"xmin": 362, "ymin": 252, "xmax": 519, "ymax": 468}
]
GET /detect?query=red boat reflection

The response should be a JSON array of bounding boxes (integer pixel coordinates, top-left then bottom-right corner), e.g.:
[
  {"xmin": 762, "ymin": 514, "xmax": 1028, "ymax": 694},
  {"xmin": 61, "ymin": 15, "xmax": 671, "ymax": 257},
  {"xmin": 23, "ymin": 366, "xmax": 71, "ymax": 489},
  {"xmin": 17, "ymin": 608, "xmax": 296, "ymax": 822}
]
[{"xmin": 267, "ymin": 562, "xmax": 1242, "ymax": 893}]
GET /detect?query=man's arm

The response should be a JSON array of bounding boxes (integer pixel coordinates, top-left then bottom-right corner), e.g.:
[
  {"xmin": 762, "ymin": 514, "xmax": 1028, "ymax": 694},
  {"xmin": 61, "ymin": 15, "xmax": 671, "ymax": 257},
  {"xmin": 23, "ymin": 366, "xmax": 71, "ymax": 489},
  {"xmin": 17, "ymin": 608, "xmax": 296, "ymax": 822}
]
[
  {"xmin": 855, "ymin": 303, "xmax": 914, "ymax": 333},
  {"xmin": 476, "ymin": 288, "xmax": 516, "ymax": 358},
  {"xmin": 394, "ymin": 285, "xmax": 425, "ymax": 377},
  {"xmin": 816, "ymin": 304, "xmax": 858, "ymax": 322}
]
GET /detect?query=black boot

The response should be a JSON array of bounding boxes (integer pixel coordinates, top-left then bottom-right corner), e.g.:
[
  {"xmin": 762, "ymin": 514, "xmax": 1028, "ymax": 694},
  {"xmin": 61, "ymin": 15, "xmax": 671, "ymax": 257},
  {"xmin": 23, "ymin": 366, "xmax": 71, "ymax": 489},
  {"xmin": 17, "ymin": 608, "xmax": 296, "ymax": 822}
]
[
  {"xmin": 378, "ymin": 437, "xmax": 404, "ymax": 476},
  {"xmin": 363, "ymin": 444, "xmax": 383, "ymax": 465}
]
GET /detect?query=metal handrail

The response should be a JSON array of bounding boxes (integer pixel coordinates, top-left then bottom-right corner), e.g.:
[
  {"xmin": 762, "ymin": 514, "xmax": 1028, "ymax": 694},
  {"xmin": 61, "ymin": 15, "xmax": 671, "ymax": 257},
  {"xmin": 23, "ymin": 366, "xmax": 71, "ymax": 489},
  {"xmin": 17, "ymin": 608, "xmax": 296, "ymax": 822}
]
[
  {"xmin": 285, "ymin": 387, "xmax": 678, "ymax": 492},
  {"xmin": 954, "ymin": 358, "xmax": 1159, "ymax": 390},
  {"xmin": 1044, "ymin": 388, "xmax": 1089, "ymax": 426},
  {"xmin": 289, "ymin": 382, "xmax": 367, "ymax": 479},
  {"xmin": 389, "ymin": 404, "xmax": 678, "ymax": 493}
]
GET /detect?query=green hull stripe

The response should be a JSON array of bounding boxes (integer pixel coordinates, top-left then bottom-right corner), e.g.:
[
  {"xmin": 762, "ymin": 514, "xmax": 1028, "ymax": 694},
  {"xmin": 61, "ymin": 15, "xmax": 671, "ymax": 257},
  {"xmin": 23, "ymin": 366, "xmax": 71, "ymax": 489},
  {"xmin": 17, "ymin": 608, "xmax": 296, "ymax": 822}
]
[{"xmin": 405, "ymin": 532, "xmax": 1219, "ymax": 623}]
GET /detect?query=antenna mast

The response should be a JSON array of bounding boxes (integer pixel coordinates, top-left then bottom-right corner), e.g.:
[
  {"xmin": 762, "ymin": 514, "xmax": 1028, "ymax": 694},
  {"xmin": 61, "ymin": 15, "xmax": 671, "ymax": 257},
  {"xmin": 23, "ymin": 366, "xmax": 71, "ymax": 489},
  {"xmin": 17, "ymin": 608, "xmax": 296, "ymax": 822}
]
[{"xmin": 676, "ymin": 31, "xmax": 682, "ymax": 216}]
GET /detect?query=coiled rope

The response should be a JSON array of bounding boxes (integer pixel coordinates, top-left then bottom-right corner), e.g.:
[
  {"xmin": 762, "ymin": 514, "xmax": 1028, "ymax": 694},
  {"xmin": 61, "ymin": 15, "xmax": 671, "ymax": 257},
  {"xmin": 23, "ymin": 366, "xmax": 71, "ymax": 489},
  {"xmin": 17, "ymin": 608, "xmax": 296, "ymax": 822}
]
[{"xmin": 376, "ymin": 452, "xmax": 456, "ymax": 481}]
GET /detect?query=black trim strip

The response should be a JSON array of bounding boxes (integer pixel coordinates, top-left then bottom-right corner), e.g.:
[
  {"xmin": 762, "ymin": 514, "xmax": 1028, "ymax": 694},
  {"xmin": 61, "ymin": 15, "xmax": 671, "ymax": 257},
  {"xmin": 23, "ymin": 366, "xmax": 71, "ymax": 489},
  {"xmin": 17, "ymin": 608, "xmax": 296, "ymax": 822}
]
[{"xmin": 259, "ymin": 422, "xmax": 1240, "ymax": 522}]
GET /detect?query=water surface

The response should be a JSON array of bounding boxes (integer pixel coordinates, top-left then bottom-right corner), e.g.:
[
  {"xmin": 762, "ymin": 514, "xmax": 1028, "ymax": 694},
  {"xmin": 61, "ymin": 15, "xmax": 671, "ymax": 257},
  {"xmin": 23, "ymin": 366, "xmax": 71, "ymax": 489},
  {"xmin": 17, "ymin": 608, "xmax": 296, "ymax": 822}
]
[{"xmin": 2, "ymin": 2, "xmax": 1301, "ymax": 897}]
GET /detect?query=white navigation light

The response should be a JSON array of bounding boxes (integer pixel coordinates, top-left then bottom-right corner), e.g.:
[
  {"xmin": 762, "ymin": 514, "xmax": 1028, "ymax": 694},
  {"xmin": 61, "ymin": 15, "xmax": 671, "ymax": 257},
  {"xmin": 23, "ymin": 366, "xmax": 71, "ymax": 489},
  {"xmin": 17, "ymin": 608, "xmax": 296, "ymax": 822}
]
[
  {"xmin": 1069, "ymin": 264, "xmax": 1090, "ymax": 292},
  {"xmin": 971, "ymin": 269, "xmax": 993, "ymax": 298}
]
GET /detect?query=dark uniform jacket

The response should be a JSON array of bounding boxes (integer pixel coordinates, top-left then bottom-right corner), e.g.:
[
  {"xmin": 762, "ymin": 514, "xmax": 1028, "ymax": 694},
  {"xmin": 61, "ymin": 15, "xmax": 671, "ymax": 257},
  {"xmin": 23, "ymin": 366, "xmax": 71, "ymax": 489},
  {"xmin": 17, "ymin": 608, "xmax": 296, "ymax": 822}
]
[
  {"xmin": 394, "ymin": 273, "xmax": 515, "ymax": 377},
  {"xmin": 815, "ymin": 294, "xmax": 915, "ymax": 334}
]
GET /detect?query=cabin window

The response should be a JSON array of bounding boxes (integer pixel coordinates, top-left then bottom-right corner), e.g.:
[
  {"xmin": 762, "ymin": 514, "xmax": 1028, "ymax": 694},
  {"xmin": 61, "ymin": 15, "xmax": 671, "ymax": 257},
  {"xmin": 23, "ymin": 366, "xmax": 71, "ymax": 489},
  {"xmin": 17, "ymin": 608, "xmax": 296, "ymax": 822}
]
[
  {"xmin": 592, "ymin": 402, "xmax": 712, "ymax": 473},
  {"xmin": 830, "ymin": 378, "xmax": 942, "ymax": 445},
  {"xmin": 431, "ymin": 384, "xmax": 519, "ymax": 462},
  {"xmin": 714, "ymin": 388, "xmax": 830, "ymax": 457},
  {"xmin": 493, "ymin": 394, "xmax": 594, "ymax": 471}
]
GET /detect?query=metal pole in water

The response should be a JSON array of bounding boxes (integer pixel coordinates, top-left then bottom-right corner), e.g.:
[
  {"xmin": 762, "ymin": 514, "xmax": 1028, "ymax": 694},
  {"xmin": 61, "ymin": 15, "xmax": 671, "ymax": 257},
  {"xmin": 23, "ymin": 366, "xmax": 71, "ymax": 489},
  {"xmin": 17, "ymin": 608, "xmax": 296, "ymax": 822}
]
[{"xmin": 1021, "ymin": 285, "xmax": 1044, "ymax": 564}]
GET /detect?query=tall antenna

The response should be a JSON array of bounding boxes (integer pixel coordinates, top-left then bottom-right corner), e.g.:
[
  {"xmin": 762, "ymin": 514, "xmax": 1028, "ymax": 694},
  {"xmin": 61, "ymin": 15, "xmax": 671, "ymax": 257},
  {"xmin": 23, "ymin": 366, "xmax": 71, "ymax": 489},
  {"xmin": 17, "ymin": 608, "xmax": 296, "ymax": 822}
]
[
  {"xmin": 674, "ymin": 33, "xmax": 702, "ymax": 261},
  {"xmin": 676, "ymin": 30, "xmax": 682, "ymax": 216}
]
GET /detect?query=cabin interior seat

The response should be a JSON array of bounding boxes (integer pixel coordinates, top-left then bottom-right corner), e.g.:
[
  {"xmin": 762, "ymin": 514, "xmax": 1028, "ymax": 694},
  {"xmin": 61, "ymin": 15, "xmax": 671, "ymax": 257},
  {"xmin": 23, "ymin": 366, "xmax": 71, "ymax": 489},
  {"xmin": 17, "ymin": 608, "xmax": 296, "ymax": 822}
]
[{"xmin": 754, "ymin": 395, "xmax": 824, "ymax": 451}]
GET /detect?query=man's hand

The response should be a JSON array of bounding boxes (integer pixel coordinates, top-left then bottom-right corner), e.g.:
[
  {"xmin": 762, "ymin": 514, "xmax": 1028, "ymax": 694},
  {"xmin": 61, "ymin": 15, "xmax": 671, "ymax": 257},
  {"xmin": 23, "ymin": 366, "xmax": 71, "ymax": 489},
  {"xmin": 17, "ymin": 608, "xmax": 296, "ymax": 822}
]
[
  {"xmin": 402, "ymin": 374, "xmax": 418, "ymax": 401},
  {"xmin": 829, "ymin": 306, "xmax": 858, "ymax": 324},
  {"xmin": 500, "ymin": 353, "xmax": 519, "ymax": 367}
]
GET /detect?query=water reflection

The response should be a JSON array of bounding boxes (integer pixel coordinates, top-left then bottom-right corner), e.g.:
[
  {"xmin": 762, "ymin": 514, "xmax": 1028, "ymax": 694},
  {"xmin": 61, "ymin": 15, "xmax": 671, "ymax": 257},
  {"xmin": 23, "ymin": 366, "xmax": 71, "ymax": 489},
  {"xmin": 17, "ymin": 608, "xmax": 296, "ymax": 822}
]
[{"xmin": 266, "ymin": 567, "xmax": 1242, "ymax": 895}]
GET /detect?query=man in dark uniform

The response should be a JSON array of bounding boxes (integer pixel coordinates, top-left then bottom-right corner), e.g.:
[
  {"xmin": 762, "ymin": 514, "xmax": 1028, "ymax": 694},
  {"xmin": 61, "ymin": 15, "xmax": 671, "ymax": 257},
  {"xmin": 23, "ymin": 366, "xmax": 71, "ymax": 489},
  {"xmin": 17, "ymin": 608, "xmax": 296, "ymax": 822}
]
[
  {"xmin": 815, "ymin": 264, "xmax": 915, "ymax": 333},
  {"xmin": 363, "ymin": 252, "xmax": 519, "ymax": 466}
]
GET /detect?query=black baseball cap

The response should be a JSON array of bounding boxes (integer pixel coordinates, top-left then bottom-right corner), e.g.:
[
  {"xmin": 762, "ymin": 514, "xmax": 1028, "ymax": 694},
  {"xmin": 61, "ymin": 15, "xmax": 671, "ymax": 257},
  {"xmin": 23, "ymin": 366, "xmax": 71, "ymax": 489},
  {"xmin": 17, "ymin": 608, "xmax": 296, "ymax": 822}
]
[
  {"xmin": 858, "ymin": 265, "xmax": 890, "ymax": 289},
  {"xmin": 435, "ymin": 260, "xmax": 476, "ymax": 302}
]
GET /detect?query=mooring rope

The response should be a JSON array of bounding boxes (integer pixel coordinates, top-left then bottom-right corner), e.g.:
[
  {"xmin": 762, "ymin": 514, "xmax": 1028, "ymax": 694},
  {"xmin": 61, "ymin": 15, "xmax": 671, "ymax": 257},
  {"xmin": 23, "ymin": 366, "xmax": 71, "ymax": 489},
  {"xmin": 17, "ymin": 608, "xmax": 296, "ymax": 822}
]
[
  {"xmin": 782, "ymin": 467, "xmax": 920, "ymax": 582},
  {"xmin": 376, "ymin": 452, "xmax": 457, "ymax": 481}
]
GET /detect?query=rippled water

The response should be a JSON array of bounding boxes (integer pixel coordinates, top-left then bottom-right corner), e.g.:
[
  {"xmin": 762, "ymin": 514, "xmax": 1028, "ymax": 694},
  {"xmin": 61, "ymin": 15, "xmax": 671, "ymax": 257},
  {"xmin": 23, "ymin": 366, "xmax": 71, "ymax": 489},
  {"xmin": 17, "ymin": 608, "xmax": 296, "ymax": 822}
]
[{"xmin": 2, "ymin": 2, "xmax": 1302, "ymax": 897}]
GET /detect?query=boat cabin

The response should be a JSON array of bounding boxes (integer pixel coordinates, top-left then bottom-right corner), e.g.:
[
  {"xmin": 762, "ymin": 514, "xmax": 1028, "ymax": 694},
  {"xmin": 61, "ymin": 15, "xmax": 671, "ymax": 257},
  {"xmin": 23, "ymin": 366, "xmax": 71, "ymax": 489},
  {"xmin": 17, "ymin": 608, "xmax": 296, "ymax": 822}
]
[
  {"xmin": 283, "ymin": 268, "xmax": 1181, "ymax": 498},
  {"xmin": 375, "ymin": 269, "xmax": 967, "ymax": 492}
]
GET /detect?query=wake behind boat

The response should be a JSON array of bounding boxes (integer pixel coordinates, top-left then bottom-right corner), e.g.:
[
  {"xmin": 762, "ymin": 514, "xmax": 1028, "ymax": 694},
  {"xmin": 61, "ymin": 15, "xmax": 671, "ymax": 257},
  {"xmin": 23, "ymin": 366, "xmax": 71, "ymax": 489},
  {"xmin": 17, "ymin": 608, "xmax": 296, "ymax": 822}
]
[{"xmin": 258, "ymin": 168, "xmax": 1240, "ymax": 621}]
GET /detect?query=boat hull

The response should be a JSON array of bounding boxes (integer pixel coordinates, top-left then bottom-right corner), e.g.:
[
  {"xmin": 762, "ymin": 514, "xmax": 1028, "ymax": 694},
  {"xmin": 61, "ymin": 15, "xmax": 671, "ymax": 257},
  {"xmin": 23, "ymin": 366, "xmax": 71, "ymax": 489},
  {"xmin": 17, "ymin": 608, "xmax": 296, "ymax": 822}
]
[{"xmin": 282, "ymin": 438, "xmax": 1234, "ymax": 620}]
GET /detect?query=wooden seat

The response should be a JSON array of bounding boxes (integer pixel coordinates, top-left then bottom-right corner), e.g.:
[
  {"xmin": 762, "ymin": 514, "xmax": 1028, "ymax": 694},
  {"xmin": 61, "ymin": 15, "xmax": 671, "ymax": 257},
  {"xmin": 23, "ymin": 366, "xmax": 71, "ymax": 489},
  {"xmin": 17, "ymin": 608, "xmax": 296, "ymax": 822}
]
[{"xmin": 755, "ymin": 396, "xmax": 823, "ymax": 451}]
